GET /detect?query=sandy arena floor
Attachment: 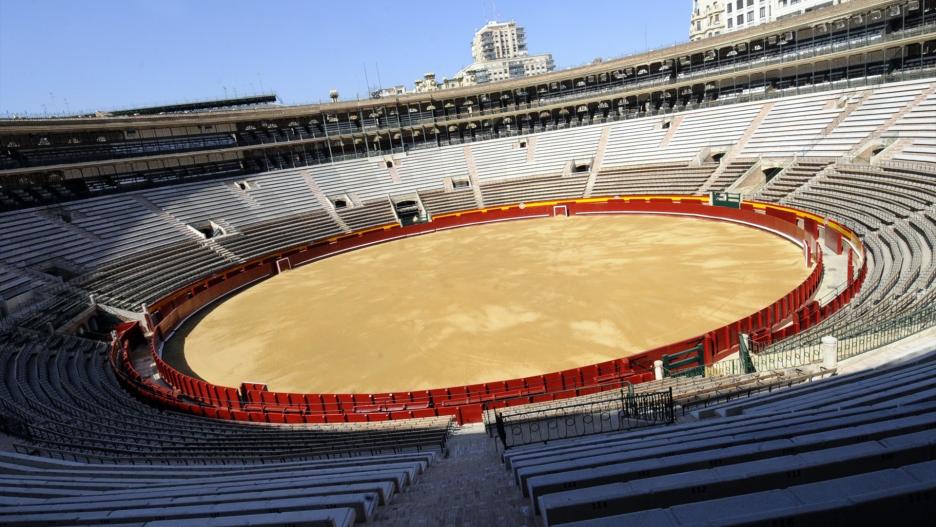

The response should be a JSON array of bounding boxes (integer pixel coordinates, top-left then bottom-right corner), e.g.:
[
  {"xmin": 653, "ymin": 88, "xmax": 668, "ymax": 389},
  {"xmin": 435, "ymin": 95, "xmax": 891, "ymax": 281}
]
[{"xmin": 164, "ymin": 215, "xmax": 811, "ymax": 393}]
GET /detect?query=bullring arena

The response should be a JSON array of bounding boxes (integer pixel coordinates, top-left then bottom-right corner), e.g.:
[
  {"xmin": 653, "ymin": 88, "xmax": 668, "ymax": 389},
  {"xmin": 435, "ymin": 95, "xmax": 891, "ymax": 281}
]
[
  {"xmin": 169, "ymin": 214, "xmax": 810, "ymax": 393},
  {"xmin": 1, "ymin": 0, "xmax": 935, "ymax": 525}
]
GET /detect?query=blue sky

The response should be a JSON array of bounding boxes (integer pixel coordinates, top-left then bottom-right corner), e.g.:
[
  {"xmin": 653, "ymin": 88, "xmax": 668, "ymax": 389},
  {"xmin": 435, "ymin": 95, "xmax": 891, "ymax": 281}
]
[{"xmin": 0, "ymin": 0, "xmax": 690, "ymax": 116}]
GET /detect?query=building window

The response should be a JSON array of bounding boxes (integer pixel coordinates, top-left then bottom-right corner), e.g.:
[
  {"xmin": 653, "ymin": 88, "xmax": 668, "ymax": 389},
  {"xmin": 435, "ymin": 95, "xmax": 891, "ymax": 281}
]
[
  {"xmin": 760, "ymin": 6, "xmax": 766, "ymax": 17},
  {"xmin": 728, "ymin": 18, "xmax": 733, "ymax": 28},
  {"xmin": 746, "ymin": 11, "xmax": 753, "ymax": 22}
]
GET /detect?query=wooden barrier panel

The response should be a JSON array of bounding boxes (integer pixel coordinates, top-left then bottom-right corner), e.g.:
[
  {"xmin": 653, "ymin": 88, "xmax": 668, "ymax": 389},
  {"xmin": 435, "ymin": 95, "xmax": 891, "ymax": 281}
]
[{"xmin": 115, "ymin": 196, "xmax": 861, "ymax": 424}]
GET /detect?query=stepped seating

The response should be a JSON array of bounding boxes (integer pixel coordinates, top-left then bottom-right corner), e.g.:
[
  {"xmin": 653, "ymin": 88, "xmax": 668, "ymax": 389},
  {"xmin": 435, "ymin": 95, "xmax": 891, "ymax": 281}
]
[
  {"xmin": 0, "ymin": 211, "xmax": 94, "ymax": 268},
  {"xmin": 560, "ymin": 462, "xmax": 936, "ymax": 527},
  {"xmin": 600, "ymin": 103, "xmax": 762, "ymax": 168},
  {"xmin": 218, "ymin": 210, "xmax": 343, "ymax": 261},
  {"xmin": 12, "ymin": 289, "xmax": 90, "ymax": 332},
  {"xmin": 336, "ymin": 200, "xmax": 397, "ymax": 231},
  {"xmin": 808, "ymin": 81, "xmax": 930, "ymax": 157},
  {"xmin": 418, "ymin": 189, "xmax": 477, "ymax": 216},
  {"xmin": 896, "ymin": 137, "xmax": 936, "ymax": 164},
  {"xmin": 0, "ymin": 329, "xmax": 451, "ymax": 449},
  {"xmin": 0, "ymin": 267, "xmax": 44, "ymax": 307},
  {"xmin": 706, "ymin": 160, "xmax": 755, "ymax": 192},
  {"xmin": 310, "ymin": 158, "xmax": 394, "ymax": 204},
  {"xmin": 488, "ymin": 367, "xmax": 822, "ymax": 448},
  {"xmin": 741, "ymin": 90, "xmax": 847, "ymax": 157},
  {"xmin": 480, "ymin": 174, "xmax": 588, "ymax": 206},
  {"xmin": 753, "ymin": 158, "xmax": 831, "ymax": 202},
  {"xmin": 755, "ymin": 168, "xmax": 934, "ymax": 367},
  {"xmin": 143, "ymin": 180, "xmax": 261, "ymax": 228},
  {"xmin": 472, "ymin": 126, "xmax": 603, "ymax": 183},
  {"xmin": 392, "ymin": 146, "xmax": 469, "ymax": 196},
  {"xmin": 62, "ymin": 196, "xmax": 191, "ymax": 265},
  {"xmin": 0, "ymin": 335, "xmax": 448, "ymax": 524},
  {"xmin": 884, "ymin": 85, "xmax": 936, "ymax": 163},
  {"xmin": 77, "ymin": 240, "xmax": 229, "ymax": 311},
  {"xmin": 502, "ymin": 351, "xmax": 936, "ymax": 526},
  {"xmin": 663, "ymin": 103, "xmax": 763, "ymax": 161},
  {"xmin": 242, "ymin": 168, "xmax": 323, "ymax": 218},
  {"xmin": 600, "ymin": 118, "xmax": 668, "ymax": 167},
  {"xmin": 590, "ymin": 163, "xmax": 716, "ymax": 196}
]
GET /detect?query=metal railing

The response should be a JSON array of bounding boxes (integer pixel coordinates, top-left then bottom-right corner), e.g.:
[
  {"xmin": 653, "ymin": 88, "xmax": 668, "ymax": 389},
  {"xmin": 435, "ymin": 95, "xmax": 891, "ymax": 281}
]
[
  {"xmin": 712, "ymin": 300, "xmax": 936, "ymax": 377},
  {"xmin": 492, "ymin": 388, "xmax": 674, "ymax": 448}
]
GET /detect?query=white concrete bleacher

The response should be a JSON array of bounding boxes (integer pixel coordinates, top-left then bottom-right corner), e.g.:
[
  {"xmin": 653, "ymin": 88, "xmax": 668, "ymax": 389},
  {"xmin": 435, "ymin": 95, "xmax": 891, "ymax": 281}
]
[
  {"xmin": 143, "ymin": 179, "xmax": 260, "ymax": 228},
  {"xmin": 502, "ymin": 351, "xmax": 936, "ymax": 526},
  {"xmin": 480, "ymin": 173, "xmax": 589, "ymax": 206},
  {"xmin": 78, "ymin": 240, "xmax": 229, "ymax": 310},
  {"xmin": 897, "ymin": 138, "xmax": 936, "ymax": 164},
  {"xmin": 599, "ymin": 117, "xmax": 669, "ymax": 168},
  {"xmin": 590, "ymin": 162, "xmax": 717, "ymax": 196},
  {"xmin": 472, "ymin": 125, "xmax": 603, "ymax": 183},
  {"xmin": 808, "ymin": 80, "xmax": 932, "ymax": 157},
  {"xmin": 394, "ymin": 144, "xmax": 470, "ymax": 195},
  {"xmin": 0, "ymin": 330, "xmax": 451, "ymax": 525},
  {"xmin": 0, "ymin": 210, "xmax": 101, "ymax": 269},
  {"xmin": 218, "ymin": 210, "xmax": 343, "ymax": 261},
  {"xmin": 599, "ymin": 102, "xmax": 762, "ymax": 168},
  {"xmin": 740, "ymin": 90, "xmax": 848, "ymax": 158},
  {"xmin": 661, "ymin": 102, "xmax": 763, "ymax": 161},
  {"xmin": 0, "ymin": 450, "xmax": 427, "ymax": 526},
  {"xmin": 63, "ymin": 195, "xmax": 192, "ymax": 265},
  {"xmin": 889, "ymin": 88, "xmax": 936, "ymax": 163},
  {"xmin": 309, "ymin": 157, "xmax": 395, "ymax": 204},
  {"xmin": 418, "ymin": 189, "xmax": 478, "ymax": 217},
  {"xmin": 336, "ymin": 200, "xmax": 397, "ymax": 231}
]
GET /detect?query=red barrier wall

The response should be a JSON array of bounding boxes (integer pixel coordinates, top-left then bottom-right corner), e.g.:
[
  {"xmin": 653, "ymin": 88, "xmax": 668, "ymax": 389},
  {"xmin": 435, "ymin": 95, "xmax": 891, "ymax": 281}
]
[{"xmin": 117, "ymin": 196, "xmax": 863, "ymax": 424}]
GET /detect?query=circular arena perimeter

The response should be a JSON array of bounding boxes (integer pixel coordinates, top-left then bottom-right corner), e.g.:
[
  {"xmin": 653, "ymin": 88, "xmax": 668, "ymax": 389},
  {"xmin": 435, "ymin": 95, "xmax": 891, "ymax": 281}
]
[{"xmin": 165, "ymin": 213, "xmax": 811, "ymax": 394}]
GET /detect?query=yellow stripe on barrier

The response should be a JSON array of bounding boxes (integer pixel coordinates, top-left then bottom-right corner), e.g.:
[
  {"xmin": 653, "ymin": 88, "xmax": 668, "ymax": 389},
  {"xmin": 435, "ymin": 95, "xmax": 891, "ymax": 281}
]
[{"xmin": 752, "ymin": 201, "xmax": 863, "ymax": 252}]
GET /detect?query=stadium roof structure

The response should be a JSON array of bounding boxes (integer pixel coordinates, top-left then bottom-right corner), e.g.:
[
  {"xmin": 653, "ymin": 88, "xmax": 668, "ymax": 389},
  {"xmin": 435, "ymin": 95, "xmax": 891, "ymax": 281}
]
[{"xmin": 103, "ymin": 94, "xmax": 278, "ymax": 117}]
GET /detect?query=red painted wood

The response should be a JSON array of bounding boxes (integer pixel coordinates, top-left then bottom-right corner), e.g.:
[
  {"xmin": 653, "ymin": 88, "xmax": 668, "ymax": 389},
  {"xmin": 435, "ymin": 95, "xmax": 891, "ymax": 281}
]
[{"xmin": 114, "ymin": 197, "xmax": 863, "ymax": 424}]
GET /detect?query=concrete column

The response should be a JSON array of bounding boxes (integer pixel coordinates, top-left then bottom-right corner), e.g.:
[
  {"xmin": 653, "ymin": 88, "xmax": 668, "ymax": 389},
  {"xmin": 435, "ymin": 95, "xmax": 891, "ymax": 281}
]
[
  {"xmin": 821, "ymin": 335, "xmax": 838, "ymax": 370},
  {"xmin": 654, "ymin": 360, "xmax": 664, "ymax": 381}
]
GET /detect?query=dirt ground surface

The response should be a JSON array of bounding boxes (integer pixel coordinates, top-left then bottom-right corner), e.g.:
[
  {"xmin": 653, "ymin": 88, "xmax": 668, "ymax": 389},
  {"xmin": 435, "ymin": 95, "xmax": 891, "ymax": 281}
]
[{"xmin": 164, "ymin": 215, "xmax": 810, "ymax": 393}]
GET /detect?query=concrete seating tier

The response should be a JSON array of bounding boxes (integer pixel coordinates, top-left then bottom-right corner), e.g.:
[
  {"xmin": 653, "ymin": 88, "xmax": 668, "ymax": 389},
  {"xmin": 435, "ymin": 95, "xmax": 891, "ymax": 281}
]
[
  {"xmin": 752, "ymin": 158, "xmax": 833, "ymax": 202},
  {"xmin": 501, "ymin": 351, "xmax": 936, "ymax": 526},
  {"xmin": 417, "ymin": 189, "xmax": 478, "ymax": 217},
  {"xmin": 706, "ymin": 160, "xmax": 756, "ymax": 192},
  {"xmin": 77, "ymin": 240, "xmax": 230, "ymax": 311},
  {"xmin": 590, "ymin": 163, "xmax": 717, "ymax": 196},
  {"xmin": 0, "ymin": 331, "xmax": 451, "ymax": 462},
  {"xmin": 218, "ymin": 210, "xmax": 343, "ymax": 261},
  {"xmin": 809, "ymin": 80, "xmax": 932, "ymax": 157},
  {"xmin": 479, "ymin": 174, "xmax": 589, "ymax": 207},
  {"xmin": 336, "ymin": 200, "xmax": 397, "ymax": 231}
]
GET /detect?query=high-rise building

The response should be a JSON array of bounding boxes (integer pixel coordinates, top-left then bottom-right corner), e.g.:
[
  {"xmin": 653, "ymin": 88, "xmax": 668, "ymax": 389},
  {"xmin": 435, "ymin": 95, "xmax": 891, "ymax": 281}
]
[
  {"xmin": 690, "ymin": 1, "xmax": 727, "ymax": 41},
  {"xmin": 691, "ymin": 0, "xmax": 852, "ymax": 39},
  {"xmin": 412, "ymin": 20, "xmax": 554, "ymax": 93},
  {"xmin": 471, "ymin": 21, "xmax": 528, "ymax": 62}
]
